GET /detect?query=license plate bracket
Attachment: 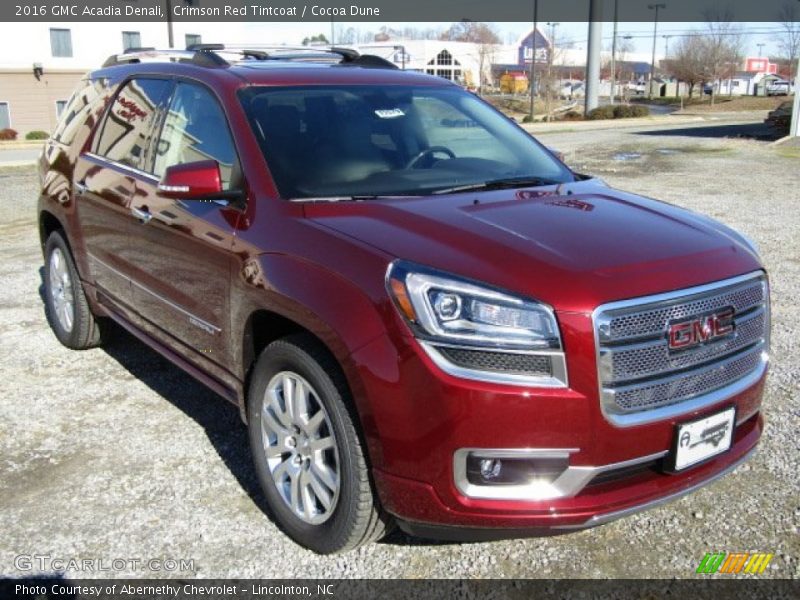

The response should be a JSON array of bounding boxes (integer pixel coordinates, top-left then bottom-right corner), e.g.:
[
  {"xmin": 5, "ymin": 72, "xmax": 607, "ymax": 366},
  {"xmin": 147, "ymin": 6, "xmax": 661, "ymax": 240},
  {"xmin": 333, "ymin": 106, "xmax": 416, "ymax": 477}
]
[{"xmin": 665, "ymin": 406, "xmax": 736, "ymax": 472}]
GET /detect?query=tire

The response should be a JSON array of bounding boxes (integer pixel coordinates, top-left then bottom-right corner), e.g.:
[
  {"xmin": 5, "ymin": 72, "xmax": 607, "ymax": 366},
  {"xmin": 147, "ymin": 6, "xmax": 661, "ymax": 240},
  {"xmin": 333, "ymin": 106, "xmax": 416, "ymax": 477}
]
[
  {"xmin": 247, "ymin": 333, "xmax": 392, "ymax": 553},
  {"xmin": 43, "ymin": 231, "xmax": 103, "ymax": 350}
]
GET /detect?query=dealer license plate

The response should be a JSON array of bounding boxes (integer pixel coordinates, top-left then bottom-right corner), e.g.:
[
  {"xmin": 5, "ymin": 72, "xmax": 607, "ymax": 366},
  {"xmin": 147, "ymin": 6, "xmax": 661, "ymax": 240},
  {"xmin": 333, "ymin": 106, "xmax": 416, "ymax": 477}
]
[{"xmin": 673, "ymin": 407, "xmax": 735, "ymax": 471}]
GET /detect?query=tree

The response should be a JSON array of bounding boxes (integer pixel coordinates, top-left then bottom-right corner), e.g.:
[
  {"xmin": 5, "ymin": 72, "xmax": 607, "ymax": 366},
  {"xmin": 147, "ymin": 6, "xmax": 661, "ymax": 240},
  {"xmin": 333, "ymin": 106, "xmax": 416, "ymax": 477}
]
[
  {"xmin": 440, "ymin": 21, "xmax": 501, "ymax": 45},
  {"xmin": 777, "ymin": 1, "xmax": 800, "ymax": 83},
  {"xmin": 670, "ymin": 35, "xmax": 706, "ymax": 97},
  {"xmin": 441, "ymin": 22, "xmax": 502, "ymax": 94},
  {"xmin": 301, "ymin": 34, "xmax": 329, "ymax": 46},
  {"xmin": 700, "ymin": 10, "xmax": 746, "ymax": 105}
]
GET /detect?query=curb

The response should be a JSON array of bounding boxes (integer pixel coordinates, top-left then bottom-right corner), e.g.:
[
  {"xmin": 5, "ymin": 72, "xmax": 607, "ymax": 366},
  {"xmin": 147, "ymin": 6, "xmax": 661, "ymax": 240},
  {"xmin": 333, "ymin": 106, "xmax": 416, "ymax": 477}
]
[
  {"xmin": 0, "ymin": 142, "xmax": 46, "ymax": 150},
  {"xmin": 0, "ymin": 161, "xmax": 36, "ymax": 168}
]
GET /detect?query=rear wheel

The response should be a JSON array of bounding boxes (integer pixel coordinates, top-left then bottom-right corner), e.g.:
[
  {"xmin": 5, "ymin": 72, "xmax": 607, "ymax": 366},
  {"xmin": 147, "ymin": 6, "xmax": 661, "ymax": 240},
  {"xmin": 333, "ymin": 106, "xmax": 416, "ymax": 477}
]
[
  {"xmin": 247, "ymin": 334, "xmax": 391, "ymax": 553},
  {"xmin": 43, "ymin": 231, "xmax": 102, "ymax": 349}
]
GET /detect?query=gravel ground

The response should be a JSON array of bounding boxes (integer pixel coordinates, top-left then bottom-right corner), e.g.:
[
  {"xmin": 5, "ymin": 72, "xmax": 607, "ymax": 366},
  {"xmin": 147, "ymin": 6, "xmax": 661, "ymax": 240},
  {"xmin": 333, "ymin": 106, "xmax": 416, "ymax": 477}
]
[{"xmin": 0, "ymin": 116, "xmax": 798, "ymax": 579}]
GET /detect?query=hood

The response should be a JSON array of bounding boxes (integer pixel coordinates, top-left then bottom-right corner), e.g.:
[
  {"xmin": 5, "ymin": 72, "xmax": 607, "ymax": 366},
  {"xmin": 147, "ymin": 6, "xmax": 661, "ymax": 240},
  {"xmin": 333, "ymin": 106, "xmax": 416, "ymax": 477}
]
[{"xmin": 303, "ymin": 179, "xmax": 762, "ymax": 312}]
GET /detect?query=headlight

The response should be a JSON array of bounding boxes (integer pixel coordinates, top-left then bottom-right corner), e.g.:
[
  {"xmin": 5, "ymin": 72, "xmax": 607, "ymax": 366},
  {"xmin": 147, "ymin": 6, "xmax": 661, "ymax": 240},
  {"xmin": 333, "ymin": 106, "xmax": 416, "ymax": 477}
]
[{"xmin": 387, "ymin": 261, "xmax": 567, "ymax": 387}]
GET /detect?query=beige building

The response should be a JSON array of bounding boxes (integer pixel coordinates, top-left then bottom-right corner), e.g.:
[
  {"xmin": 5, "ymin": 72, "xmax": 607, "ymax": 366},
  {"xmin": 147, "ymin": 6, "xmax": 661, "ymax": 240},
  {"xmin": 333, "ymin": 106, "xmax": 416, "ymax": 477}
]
[
  {"xmin": 0, "ymin": 22, "xmax": 243, "ymax": 137},
  {"xmin": 0, "ymin": 69, "xmax": 85, "ymax": 135}
]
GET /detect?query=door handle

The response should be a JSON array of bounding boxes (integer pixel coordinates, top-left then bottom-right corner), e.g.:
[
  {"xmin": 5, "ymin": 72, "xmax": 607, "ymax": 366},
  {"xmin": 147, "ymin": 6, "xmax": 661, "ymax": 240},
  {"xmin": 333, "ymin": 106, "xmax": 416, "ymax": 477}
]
[{"xmin": 131, "ymin": 206, "xmax": 153, "ymax": 224}]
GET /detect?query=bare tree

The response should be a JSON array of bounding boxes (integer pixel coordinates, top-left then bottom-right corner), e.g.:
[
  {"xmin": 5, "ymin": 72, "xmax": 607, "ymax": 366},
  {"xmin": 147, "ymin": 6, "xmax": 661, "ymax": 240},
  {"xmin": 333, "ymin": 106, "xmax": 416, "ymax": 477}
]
[
  {"xmin": 777, "ymin": 1, "xmax": 800, "ymax": 83},
  {"xmin": 441, "ymin": 22, "xmax": 502, "ymax": 94},
  {"xmin": 701, "ymin": 10, "xmax": 746, "ymax": 105},
  {"xmin": 670, "ymin": 35, "xmax": 706, "ymax": 98}
]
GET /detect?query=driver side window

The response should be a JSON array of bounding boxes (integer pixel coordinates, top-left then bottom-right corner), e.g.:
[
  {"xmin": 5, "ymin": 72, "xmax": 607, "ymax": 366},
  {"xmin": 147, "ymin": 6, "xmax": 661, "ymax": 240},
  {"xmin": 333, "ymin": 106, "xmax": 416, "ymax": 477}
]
[{"xmin": 154, "ymin": 82, "xmax": 237, "ymax": 189}]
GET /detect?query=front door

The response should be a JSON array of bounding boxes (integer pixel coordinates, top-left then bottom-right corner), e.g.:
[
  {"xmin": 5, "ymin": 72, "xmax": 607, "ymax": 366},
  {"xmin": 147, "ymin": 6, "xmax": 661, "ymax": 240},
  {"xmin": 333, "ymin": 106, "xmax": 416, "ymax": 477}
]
[
  {"xmin": 126, "ymin": 81, "xmax": 241, "ymax": 365},
  {"xmin": 75, "ymin": 77, "xmax": 173, "ymax": 307}
]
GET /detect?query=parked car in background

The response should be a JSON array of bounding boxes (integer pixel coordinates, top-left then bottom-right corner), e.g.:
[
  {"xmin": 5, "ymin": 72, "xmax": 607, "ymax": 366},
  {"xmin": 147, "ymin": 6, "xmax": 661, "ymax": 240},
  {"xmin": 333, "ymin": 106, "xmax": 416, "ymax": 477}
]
[
  {"xmin": 766, "ymin": 80, "xmax": 791, "ymax": 96},
  {"xmin": 37, "ymin": 45, "xmax": 769, "ymax": 554}
]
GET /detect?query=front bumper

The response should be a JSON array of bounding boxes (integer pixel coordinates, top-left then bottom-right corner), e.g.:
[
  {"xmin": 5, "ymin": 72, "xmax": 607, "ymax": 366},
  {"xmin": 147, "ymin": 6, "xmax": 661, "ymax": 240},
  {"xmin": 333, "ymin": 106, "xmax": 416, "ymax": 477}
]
[{"xmin": 350, "ymin": 318, "xmax": 766, "ymax": 532}]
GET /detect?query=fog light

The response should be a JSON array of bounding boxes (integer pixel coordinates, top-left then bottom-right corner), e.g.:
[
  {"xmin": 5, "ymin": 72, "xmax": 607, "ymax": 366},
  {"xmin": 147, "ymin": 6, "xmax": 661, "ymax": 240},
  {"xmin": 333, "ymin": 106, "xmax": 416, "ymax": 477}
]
[
  {"xmin": 479, "ymin": 458, "xmax": 502, "ymax": 480},
  {"xmin": 465, "ymin": 452, "xmax": 569, "ymax": 487}
]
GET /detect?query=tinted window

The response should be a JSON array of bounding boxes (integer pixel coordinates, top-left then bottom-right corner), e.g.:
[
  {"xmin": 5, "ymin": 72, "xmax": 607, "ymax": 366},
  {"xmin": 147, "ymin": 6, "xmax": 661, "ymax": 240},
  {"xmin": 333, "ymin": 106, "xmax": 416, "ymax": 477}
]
[
  {"xmin": 94, "ymin": 78, "xmax": 172, "ymax": 169},
  {"xmin": 239, "ymin": 85, "xmax": 572, "ymax": 199},
  {"xmin": 153, "ymin": 83, "xmax": 237, "ymax": 189},
  {"xmin": 52, "ymin": 79, "xmax": 103, "ymax": 145}
]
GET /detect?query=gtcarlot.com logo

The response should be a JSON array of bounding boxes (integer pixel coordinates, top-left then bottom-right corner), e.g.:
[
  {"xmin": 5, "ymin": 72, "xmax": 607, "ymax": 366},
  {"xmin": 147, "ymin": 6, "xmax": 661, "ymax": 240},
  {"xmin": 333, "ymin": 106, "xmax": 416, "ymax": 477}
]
[
  {"xmin": 15, "ymin": 554, "xmax": 195, "ymax": 573},
  {"xmin": 696, "ymin": 552, "xmax": 773, "ymax": 574}
]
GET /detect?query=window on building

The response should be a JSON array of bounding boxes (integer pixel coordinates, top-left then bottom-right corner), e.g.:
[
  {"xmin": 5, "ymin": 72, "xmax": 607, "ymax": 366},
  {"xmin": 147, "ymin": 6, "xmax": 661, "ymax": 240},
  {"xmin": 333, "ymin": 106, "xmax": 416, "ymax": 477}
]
[
  {"xmin": 154, "ymin": 82, "xmax": 237, "ymax": 188},
  {"xmin": 0, "ymin": 102, "xmax": 10, "ymax": 129},
  {"xmin": 435, "ymin": 50, "xmax": 453, "ymax": 66},
  {"xmin": 50, "ymin": 28, "xmax": 73, "ymax": 57},
  {"xmin": 122, "ymin": 31, "xmax": 142, "ymax": 51},
  {"xmin": 185, "ymin": 34, "xmax": 202, "ymax": 49},
  {"xmin": 94, "ymin": 78, "xmax": 173, "ymax": 169},
  {"xmin": 55, "ymin": 100, "xmax": 68, "ymax": 119}
]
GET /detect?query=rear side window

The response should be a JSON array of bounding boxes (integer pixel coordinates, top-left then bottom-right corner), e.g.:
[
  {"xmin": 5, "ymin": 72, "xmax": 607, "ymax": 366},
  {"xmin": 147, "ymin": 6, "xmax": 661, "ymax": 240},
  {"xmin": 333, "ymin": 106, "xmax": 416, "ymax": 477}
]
[
  {"xmin": 94, "ymin": 78, "xmax": 172, "ymax": 170},
  {"xmin": 153, "ymin": 82, "xmax": 237, "ymax": 189},
  {"xmin": 52, "ymin": 79, "xmax": 103, "ymax": 146}
]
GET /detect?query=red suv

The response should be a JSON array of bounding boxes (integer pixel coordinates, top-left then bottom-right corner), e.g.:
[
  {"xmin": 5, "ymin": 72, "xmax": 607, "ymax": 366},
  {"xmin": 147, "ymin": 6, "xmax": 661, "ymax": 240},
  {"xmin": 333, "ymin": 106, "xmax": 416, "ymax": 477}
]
[{"xmin": 38, "ymin": 46, "xmax": 769, "ymax": 553}]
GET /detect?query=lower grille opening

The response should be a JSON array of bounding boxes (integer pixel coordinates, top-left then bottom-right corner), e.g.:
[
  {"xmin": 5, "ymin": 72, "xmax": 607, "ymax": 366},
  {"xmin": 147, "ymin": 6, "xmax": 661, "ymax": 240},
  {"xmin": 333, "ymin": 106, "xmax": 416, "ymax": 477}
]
[{"xmin": 437, "ymin": 346, "xmax": 553, "ymax": 376}]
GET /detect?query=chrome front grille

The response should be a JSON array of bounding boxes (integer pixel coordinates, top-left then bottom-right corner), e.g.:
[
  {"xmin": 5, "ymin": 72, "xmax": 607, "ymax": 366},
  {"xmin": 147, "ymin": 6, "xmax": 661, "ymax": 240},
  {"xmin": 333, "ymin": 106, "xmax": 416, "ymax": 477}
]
[{"xmin": 594, "ymin": 272, "xmax": 769, "ymax": 426}]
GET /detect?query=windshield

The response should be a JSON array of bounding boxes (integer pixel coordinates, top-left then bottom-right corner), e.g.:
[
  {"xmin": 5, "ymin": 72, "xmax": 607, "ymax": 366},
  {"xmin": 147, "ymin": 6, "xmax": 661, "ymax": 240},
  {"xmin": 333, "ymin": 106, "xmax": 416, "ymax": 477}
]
[{"xmin": 238, "ymin": 85, "xmax": 573, "ymax": 199}]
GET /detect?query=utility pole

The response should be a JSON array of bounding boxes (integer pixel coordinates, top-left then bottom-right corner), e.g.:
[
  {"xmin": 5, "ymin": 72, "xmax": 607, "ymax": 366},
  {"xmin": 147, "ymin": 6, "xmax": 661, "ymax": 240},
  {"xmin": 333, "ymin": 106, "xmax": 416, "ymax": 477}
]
[
  {"xmin": 585, "ymin": 0, "xmax": 603, "ymax": 113},
  {"xmin": 546, "ymin": 22, "xmax": 559, "ymax": 120},
  {"xmin": 610, "ymin": 0, "xmax": 619, "ymax": 105},
  {"xmin": 648, "ymin": 3, "xmax": 666, "ymax": 99},
  {"xmin": 165, "ymin": 0, "xmax": 174, "ymax": 48},
  {"xmin": 757, "ymin": 43, "xmax": 765, "ymax": 57},
  {"xmin": 791, "ymin": 52, "xmax": 800, "ymax": 136},
  {"xmin": 529, "ymin": 0, "xmax": 539, "ymax": 120}
]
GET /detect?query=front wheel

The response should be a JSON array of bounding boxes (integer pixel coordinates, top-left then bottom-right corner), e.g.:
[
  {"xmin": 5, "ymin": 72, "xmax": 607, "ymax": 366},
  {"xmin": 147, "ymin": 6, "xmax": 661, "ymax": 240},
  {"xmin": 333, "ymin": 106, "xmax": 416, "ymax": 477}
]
[
  {"xmin": 247, "ymin": 334, "xmax": 392, "ymax": 553},
  {"xmin": 43, "ymin": 231, "xmax": 103, "ymax": 349}
]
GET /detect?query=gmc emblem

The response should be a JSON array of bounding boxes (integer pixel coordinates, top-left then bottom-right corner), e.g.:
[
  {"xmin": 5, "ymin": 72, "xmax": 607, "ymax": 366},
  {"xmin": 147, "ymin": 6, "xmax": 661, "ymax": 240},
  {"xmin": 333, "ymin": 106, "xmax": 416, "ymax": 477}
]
[{"xmin": 667, "ymin": 307, "xmax": 735, "ymax": 351}]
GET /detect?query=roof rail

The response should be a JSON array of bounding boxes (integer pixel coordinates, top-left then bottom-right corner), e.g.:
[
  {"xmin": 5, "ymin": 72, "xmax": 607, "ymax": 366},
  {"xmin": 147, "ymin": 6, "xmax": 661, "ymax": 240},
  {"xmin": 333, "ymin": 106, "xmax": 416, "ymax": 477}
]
[
  {"xmin": 102, "ymin": 48, "xmax": 227, "ymax": 68},
  {"xmin": 102, "ymin": 44, "xmax": 398, "ymax": 70}
]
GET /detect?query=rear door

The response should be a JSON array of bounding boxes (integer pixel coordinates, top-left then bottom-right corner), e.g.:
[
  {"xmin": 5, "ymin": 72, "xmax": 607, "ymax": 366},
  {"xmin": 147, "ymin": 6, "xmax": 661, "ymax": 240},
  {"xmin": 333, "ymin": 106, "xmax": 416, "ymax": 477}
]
[
  {"xmin": 75, "ymin": 77, "xmax": 173, "ymax": 306},
  {"xmin": 125, "ymin": 80, "xmax": 241, "ymax": 364}
]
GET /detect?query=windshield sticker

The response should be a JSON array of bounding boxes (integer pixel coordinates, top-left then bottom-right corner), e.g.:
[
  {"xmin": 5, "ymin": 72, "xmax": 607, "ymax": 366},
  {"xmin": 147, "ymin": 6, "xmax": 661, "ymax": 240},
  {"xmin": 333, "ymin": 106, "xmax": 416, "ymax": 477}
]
[{"xmin": 374, "ymin": 108, "xmax": 405, "ymax": 119}]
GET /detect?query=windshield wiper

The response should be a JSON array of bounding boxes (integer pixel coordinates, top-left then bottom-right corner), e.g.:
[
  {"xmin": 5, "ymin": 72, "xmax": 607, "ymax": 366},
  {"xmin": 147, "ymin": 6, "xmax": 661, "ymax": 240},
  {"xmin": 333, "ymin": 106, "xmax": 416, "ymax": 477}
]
[{"xmin": 432, "ymin": 176, "xmax": 563, "ymax": 195}]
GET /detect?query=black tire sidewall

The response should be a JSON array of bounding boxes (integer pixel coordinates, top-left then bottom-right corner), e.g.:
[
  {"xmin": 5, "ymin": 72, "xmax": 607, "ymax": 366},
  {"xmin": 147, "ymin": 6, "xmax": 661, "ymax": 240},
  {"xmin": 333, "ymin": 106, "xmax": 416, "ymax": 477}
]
[
  {"xmin": 247, "ymin": 339, "xmax": 362, "ymax": 553},
  {"xmin": 43, "ymin": 232, "xmax": 85, "ymax": 348}
]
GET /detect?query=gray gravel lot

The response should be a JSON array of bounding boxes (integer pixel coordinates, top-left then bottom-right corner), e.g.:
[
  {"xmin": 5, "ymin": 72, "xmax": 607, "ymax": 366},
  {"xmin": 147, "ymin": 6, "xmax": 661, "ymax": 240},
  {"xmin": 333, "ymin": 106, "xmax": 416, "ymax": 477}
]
[{"xmin": 0, "ymin": 116, "xmax": 798, "ymax": 579}]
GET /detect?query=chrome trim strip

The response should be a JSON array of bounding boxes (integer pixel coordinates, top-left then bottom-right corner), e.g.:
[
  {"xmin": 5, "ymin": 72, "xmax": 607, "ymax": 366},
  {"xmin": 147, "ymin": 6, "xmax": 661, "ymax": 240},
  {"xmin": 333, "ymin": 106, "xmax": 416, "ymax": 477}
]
[
  {"xmin": 592, "ymin": 271, "xmax": 768, "ymax": 428},
  {"xmin": 555, "ymin": 445, "xmax": 758, "ymax": 529},
  {"xmin": 87, "ymin": 253, "xmax": 220, "ymax": 335},
  {"xmin": 84, "ymin": 152, "xmax": 160, "ymax": 183},
  {"xmin": 420, "ymin": 341, "xmax": 568, "ymax": 388},
  {"xmin": 453, "ymin": 448, "xmax": 667, "ymax": 501}
]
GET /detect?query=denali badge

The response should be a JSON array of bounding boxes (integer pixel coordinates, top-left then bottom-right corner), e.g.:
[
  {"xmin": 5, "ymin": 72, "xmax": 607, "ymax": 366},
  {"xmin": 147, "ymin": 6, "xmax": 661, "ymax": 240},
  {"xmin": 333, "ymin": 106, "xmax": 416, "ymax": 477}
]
[{"xmin": 667, "ymin": 307, "xmax": 735, "ymax": 351}]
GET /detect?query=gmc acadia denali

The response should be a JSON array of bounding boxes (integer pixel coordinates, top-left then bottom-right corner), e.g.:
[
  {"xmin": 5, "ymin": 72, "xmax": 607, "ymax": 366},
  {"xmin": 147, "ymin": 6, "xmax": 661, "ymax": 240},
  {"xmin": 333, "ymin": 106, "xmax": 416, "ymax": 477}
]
[{"xmin": 37, "ymin": 46, "xmax": 769, "ymax": 553}]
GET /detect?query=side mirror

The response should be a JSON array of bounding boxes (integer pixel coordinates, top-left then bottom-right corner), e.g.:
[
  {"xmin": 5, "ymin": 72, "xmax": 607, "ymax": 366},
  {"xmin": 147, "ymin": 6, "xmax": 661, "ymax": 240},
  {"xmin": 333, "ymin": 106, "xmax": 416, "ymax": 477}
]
[{"xmin": 157, "ymin": 160, "xmax": 223, "ymax": 200}]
